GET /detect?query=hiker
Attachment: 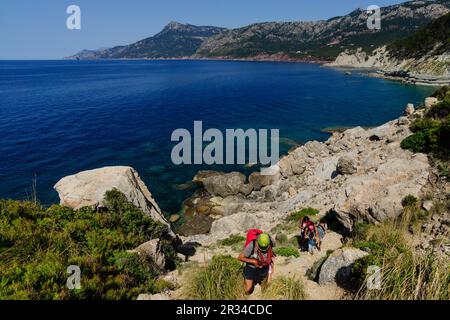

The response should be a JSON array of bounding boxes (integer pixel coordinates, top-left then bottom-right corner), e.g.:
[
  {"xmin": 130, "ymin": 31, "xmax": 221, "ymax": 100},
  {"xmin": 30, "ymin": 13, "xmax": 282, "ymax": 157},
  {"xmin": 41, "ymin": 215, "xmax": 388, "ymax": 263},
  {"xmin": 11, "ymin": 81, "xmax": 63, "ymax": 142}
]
[
  {"xmin": 299, "ymin": 216, "xmax": 321, "ymax": 254},
  {"xmin": 299, "ymin": 216, "xmax": 311, "ymax": 251},
  {"xmin": 238, "ymin": 230, "xmax": 276, "ymax": 295},
  {"xmin": 317, "ymin": 218, "xmax": 328, "ymax": 240}
]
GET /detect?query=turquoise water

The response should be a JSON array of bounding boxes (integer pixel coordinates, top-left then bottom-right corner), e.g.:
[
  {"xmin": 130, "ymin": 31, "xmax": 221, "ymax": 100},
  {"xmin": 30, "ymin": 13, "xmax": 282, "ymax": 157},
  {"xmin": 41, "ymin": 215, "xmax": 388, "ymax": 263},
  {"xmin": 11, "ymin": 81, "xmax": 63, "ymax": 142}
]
[{"xmin": 0, "ymin": 60, "xmax": 435, "ymax": 214}]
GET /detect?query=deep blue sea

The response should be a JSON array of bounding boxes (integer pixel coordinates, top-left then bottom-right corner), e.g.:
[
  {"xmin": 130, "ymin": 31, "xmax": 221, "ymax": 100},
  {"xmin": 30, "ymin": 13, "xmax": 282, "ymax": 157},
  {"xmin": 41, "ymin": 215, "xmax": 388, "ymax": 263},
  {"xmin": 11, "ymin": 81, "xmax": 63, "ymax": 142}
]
[{"xmin": 0, "ymin": 60, "xmax": 435, "ymax": 215}]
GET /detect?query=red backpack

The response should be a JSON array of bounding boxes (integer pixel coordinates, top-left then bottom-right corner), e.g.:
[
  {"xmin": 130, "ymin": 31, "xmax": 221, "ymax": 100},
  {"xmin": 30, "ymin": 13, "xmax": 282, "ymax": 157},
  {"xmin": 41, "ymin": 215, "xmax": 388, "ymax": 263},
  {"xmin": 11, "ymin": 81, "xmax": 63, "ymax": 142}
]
[
  {"xmin": 244, "ymin": 229, "xmax": 275, "ymax": 267},
  {"xmin": 244, "ymin": 229, "xmax": 264, "ymax": 247}
]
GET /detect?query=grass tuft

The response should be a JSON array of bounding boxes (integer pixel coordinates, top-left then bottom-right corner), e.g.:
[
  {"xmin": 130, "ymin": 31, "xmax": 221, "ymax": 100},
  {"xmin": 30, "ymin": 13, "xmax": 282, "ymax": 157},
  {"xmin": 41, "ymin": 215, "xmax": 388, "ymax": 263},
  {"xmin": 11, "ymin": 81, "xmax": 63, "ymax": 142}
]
[
  {"xmin": 262, "ymin": 276, "xmax": 307, "ymax": 300},
  {"xmin": 182, "ymin": 255, "xmax": 245, "ymax": 300}
]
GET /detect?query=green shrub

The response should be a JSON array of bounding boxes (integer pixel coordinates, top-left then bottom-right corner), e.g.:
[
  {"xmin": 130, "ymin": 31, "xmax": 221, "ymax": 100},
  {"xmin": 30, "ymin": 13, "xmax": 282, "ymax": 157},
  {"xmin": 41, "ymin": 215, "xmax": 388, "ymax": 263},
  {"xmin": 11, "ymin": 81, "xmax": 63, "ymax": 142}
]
[
  {"xmin": 288, "ymin": 208, "xmax": 319, "ymax": 222},
  {"xmin": 183, "ymin": 255, "xmax": 244, "ymax": 300},
  {"xmin": 218, "ymin": 235, "xmax": 245, "ymax": 247},
  {"xmin": 274, "ymin": 247, "xmax": 299, "ymax": 258},
  {"xmin": 0, "ymin": 189, "xmax": 175, "ymax": 300},
  {"xmin": 401, "ymin": 86, "xmax": 450, "ymax": 156},
  {"xmin": 400, "ymin": 129, "xmax": 439, "ymax": 153},
  {"xmin": 262, "ymin": 276, "xmax": 307, "ymax": 300},
  {"xmin": 401, "ymin": 195, "xmax": 418, "ymax": 208},
  {"xmin": 427, "ymin": 99, "xmax": 450, "ymax": 119},
  {"xmin": 432, "ymin": 85, "xmax": 450, "ymax": 100}
]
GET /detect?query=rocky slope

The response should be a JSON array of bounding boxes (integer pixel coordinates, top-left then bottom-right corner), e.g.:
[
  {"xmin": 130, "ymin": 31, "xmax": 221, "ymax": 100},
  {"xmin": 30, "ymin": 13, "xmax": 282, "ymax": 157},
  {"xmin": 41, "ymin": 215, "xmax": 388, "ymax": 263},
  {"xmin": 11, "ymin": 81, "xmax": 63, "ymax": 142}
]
[{"xmin": 180, "ymin": 98, "xmax": 446, "ymax": 246}]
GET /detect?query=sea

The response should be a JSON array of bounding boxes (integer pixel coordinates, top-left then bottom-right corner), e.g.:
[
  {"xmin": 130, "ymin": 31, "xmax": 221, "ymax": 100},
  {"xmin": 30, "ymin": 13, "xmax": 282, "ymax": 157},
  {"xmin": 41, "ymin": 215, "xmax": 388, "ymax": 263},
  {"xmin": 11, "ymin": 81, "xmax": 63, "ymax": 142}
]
[{"xmin": 0, "ymin": 60, "xmax": 436, "ymax": 215}]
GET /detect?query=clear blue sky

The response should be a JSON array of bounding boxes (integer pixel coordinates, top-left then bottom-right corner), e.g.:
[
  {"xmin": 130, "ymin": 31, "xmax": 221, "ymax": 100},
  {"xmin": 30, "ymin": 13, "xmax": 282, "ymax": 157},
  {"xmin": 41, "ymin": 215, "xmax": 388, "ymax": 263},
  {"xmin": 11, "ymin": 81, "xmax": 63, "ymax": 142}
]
[{"xmin": 1, "ymin": 0, "xmax": 406, "ymax": 59}]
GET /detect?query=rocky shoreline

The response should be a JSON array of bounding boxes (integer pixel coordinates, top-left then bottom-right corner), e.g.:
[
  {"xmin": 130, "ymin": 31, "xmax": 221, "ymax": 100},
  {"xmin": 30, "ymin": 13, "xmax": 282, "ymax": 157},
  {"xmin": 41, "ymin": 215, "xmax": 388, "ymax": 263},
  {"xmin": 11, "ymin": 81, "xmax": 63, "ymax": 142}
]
[
  {"xmin": 50, "ymin": 93, "xmax": 449, "ymax": 300},
  {"xmin": 52, "ymin": 94, "xmax": 448, "ymax": 252}
]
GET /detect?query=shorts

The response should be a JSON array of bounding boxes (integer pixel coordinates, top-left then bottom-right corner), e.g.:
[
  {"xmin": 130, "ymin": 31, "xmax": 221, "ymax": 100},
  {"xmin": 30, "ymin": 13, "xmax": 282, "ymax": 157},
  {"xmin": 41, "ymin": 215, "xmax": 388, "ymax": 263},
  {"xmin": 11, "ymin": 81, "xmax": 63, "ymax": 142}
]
[
  {"xmin": 308, "ymin": 238, "xmax": 316, "ymax": 252},
  {"xmin": 243, "ymin": 265, "xmax": 269, "ymax": 284}
]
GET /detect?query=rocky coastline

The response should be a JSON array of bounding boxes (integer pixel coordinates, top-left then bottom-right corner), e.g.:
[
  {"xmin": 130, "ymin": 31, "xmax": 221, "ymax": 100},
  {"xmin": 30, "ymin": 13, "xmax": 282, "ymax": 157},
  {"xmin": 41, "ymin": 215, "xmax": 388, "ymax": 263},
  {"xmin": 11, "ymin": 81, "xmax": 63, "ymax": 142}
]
[
  {"xmin": 51, "ymin": 93, "xmax": 449, "ymax": 300},
  {"xmin": 53, "ymin": 94, "xmax": 448, "ymax": 251},
  {"xmin": 326, "ymin": 47, "xmax": 450, "ymax": 86}
]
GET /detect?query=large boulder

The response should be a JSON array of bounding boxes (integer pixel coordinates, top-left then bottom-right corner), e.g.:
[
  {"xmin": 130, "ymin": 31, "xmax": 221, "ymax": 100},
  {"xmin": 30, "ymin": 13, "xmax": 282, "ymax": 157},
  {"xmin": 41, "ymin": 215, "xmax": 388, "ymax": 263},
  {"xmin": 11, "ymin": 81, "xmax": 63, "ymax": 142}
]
[
  {"xmin": 179, "ymin": 214, "xmax": 214, "ymax": 236},
  {"xmin": 318, "ymin": 248, "xmax": 368, "ymax": 287},
  {"xmin": 132, "ymin": 239, "xmax": 166, "ymax": 270},
  {"xmin": 333, "ymin": 154, "xmax": 429, "ymax": 232},
  {"xmin": 54, "ymin": 166, "xmax": 174, "ymax": 237},
  {"xmin": 336, "ymin": 156, "xmax": 357, "ymax": 175},
  {"xmin": 198, "ymin": 171, "xmax": 247, "ymax": 197},
  {"xmin": 249, "ymin": 171, "xmax": 280, "ymax": 191}
]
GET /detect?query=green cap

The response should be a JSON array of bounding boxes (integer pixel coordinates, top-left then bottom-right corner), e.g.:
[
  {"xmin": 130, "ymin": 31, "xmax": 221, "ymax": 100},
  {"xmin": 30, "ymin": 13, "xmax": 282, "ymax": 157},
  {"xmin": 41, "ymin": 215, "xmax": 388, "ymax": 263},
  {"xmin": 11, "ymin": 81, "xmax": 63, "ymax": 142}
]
[{"xmin": 257, "ymin": 233, "xmax": 270, "ymax": 251}]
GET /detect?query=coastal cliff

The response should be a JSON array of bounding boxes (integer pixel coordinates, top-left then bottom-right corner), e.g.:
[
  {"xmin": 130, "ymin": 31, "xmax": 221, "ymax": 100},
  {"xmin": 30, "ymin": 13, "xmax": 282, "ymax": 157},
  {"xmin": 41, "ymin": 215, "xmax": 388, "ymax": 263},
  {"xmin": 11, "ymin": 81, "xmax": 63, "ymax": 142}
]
[{"xmin": 327, "ymin": 12, "xmax": 450, "ymax": 85}]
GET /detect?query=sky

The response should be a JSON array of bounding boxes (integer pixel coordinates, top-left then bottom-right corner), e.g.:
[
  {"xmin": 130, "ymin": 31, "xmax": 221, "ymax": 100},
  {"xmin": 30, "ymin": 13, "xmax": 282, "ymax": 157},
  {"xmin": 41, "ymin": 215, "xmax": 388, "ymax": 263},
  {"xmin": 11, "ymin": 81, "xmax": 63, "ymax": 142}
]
[{"xmin": 0, "ymin": 0, "xmax": 407, "ymax": 59}]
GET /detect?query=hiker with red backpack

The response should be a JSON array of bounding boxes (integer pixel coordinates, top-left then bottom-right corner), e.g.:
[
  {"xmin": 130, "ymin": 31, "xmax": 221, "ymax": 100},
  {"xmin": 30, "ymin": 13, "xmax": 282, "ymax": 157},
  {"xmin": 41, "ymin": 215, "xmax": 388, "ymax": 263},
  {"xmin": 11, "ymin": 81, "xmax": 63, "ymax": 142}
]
[
  {"xmin": 238, "ymin": 229, "xmax": 276, "ymax": 294},
  {"xmin": 299, "ymin": 216, "xmax": 321, "ymax": 254}
]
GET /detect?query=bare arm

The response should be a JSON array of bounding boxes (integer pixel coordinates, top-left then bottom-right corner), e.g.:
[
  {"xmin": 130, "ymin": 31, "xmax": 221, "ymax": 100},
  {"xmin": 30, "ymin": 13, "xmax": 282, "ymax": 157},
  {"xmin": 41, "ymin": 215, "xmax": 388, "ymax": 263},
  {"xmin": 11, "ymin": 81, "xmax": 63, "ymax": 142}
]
[
  {"xmin": 238, "ymin": 252, "xmax": 260, "ymax": 267},
  {"xmin": 315, "ymin": 225, "xmax": 321, "ymax": 247}
]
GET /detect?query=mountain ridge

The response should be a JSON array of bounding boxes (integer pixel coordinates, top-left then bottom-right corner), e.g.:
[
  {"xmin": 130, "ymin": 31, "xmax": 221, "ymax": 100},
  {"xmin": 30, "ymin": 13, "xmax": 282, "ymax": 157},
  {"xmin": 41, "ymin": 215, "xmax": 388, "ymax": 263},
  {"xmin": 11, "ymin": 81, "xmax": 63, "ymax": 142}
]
[
  {"xmin": 66, "ymin": 0, "xmax": 450, "ymax": 66},
  {"xmin": 67, "ymin": 22, "xmax": 227, "ymax": 60}
]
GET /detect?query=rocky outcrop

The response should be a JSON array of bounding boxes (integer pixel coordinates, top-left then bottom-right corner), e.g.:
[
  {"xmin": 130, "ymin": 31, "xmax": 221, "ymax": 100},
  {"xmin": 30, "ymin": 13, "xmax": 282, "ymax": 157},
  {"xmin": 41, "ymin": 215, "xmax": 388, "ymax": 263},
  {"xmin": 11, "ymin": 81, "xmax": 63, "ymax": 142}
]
[
  {"xmin": 194, "ymin": 171, "xmax": 249, "ymax": 197},
  {"xmin": 186, "ymin": 96, "xmax": 434, "ymax": 244},
  {"xmin": 54, "ymin": 166, "xmax": 175, "ymax": 238},
  {"xmin": 318, "ymin": 248, "xmax": 368, "ymax": 286}
]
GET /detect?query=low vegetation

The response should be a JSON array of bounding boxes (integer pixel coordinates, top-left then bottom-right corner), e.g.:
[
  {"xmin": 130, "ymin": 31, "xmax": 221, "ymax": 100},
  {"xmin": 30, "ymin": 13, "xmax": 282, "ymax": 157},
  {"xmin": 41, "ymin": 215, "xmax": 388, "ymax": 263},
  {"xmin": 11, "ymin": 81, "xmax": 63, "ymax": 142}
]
[
  {"xmin": 388, "ymin": 12, "xmax": 450, "ymax": 59},
  {"xmin": 219, "ymin": 235, "xmax": 245, "ymax": 247},
  {"xmin": 273, "ymin": 247, "xmax": 300, "ymax": 258},
  {"xmin": 262, "ymin": 276, "xmax": 307, "ymax": 300},
  {"xmin": 183, "ymin": 255, "xmax": 245, "ymax": 300},
  {"xmin": 288, "ymin": 207, "xmax": 319, "ymax": 222},
  {"xmin": 401, "ymin": 86, "xmax": 450, "ymax": 158},
  {"xmin": 349, "ymin": 198, "xmax": 449, "ymax": 300},
  {"xmin": 0, "ymin": 189, "xmax": 176, "ymax": 300}
]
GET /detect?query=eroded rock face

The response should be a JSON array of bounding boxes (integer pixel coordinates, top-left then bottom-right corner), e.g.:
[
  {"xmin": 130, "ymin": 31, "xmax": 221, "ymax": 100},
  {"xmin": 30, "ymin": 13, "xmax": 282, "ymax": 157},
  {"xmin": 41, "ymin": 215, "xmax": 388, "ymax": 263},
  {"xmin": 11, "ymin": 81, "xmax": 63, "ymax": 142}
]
[
  {"xmin": 318, "ymin": 248, "xmax": 368, "ymax": 286},
  {"xmin": 54, "ymin": 166, "xmax": 174, "ymax": 237}
]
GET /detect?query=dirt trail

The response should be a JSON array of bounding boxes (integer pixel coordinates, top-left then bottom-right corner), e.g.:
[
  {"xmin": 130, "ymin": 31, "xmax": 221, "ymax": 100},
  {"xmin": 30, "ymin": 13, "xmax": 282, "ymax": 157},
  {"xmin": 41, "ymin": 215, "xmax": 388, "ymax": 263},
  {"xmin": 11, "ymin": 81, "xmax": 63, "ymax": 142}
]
[
  {"xmin": 248, "ymin": 231, "xmax": 344, "ymax": 300},
  {"xmin": 169, "ymin": 231, "xmax": 344, "ymax": 300}
]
